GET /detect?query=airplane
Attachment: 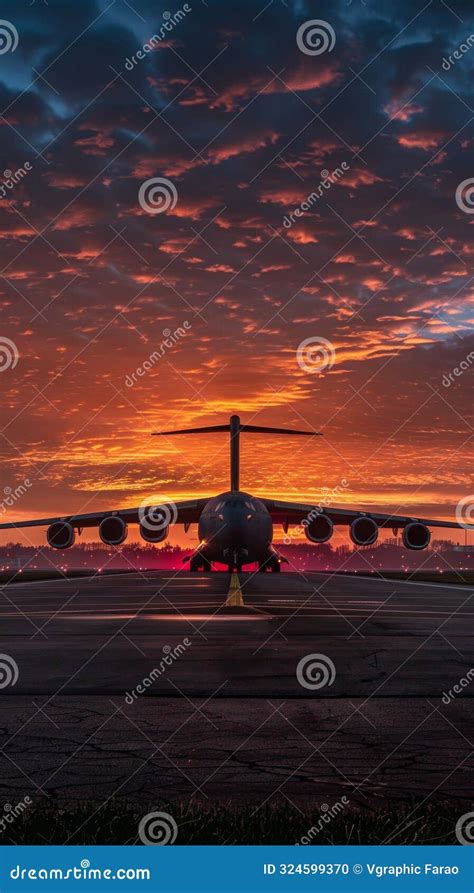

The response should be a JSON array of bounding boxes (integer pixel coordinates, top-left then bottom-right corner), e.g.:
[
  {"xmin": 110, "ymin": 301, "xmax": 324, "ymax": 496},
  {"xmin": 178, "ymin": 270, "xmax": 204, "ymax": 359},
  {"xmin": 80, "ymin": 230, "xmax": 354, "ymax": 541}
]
[{"xmin": 0, "ymin": 414, "xmax": 470, "ymax": 572}]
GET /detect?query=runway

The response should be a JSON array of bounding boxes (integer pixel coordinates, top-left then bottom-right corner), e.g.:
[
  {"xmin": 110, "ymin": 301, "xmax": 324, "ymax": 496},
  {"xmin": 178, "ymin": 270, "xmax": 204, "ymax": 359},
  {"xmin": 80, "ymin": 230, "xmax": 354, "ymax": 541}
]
[
  {"xmin": 0, "ymin": 570, "xmax": 472, "ymax": 809},
  {"xmin": 1, "ymin": 570, "xmax": 472, "ymax": 695}
]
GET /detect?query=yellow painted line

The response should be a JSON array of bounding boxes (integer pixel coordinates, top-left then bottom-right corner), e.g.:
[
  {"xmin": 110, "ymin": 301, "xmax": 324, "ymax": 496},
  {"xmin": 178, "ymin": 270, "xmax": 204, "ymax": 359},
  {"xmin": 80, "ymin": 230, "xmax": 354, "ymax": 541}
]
[{"xmin": 225, "ymin": 572, "xmax": 244, "ymax": 607}]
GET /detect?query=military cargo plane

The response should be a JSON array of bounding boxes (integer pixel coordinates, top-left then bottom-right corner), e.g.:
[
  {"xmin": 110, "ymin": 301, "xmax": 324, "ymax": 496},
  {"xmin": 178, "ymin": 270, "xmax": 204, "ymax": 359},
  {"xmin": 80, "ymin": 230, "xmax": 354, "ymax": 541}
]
[{"xmin": 0, "ymin": 415, "xmax": 469, "ymax": 571}]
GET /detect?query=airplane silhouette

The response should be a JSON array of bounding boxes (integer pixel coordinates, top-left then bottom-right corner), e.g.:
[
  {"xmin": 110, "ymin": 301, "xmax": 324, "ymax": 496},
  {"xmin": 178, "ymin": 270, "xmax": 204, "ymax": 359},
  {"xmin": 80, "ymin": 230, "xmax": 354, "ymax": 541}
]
[{"xmin": 0, "ymin": 414, "xmax": 469, "ymax": 572}]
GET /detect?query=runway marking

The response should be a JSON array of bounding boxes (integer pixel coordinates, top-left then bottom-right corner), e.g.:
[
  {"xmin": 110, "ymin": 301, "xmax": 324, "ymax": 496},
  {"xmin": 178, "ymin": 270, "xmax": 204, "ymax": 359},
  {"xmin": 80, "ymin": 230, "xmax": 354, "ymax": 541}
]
[
  {"xmin": 329, "ymin": 574, "xmax": 474, "ymax": 592},
  {"xmin": 1, "ymin": 594, "xmax": 472, "ymax": 611},
  {"xmin": 226, "ymin": 573, "xmax": 244, "ymax": 607},
  {"xmin": 4, "ymin": 592, "xmax": 468, "ymax": 605},
  {"xmin": 0, "ymin": 604, "xmax": 474, "ymax": 620},
  {"xmin": 0, "ymin": 571, "xmax": 145, "ymax": 588}
]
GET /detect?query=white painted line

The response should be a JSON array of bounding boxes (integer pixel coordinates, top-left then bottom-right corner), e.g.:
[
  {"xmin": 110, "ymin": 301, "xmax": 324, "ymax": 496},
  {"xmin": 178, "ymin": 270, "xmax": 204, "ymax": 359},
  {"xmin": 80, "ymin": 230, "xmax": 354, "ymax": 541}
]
[
  {"xmin": 0, "ymin": 572, "xmax": 143, "ymax": 588},
  {"xmin": 331, "ymin": 573, "xmax": 474, "ymax": 592}
]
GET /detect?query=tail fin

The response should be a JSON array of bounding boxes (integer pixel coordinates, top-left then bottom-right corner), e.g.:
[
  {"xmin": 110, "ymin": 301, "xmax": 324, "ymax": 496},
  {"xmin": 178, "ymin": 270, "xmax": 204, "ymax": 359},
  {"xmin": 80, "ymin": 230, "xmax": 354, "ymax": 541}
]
[{"xmin": 152, "ymin": 414, "xmax": 321, "ymax": 491}]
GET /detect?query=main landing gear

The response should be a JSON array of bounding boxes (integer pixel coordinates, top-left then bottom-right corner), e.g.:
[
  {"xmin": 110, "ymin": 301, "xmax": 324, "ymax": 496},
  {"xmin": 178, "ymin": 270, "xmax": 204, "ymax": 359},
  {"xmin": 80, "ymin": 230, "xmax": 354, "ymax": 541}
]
[
  {"xmin": 188, "ymin": 554, "xmax": 282, "ymax": 572},
  {"xmin": 258, "ymin": 555, "xmax": 281, "ymax": 573},
  {"xmin": 189, "ymin": 554, "xmax": 211, "ymax": 572}
]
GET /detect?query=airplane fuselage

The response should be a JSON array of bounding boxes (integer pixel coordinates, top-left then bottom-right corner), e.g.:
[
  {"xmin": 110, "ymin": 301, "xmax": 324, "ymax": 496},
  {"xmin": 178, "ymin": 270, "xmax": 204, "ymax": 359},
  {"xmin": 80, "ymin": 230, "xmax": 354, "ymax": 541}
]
[{"xmin": 197, "ymin": 490, "xmax": 275, "ymax": 570}]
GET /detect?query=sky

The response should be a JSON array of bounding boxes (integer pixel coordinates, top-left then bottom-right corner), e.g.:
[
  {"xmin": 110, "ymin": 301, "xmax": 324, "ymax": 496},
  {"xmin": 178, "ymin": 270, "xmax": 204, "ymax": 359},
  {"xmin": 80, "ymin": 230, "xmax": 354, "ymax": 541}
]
[{"xmin": 0, "ymin": 0, "xmax": 473, "ymax": 547}]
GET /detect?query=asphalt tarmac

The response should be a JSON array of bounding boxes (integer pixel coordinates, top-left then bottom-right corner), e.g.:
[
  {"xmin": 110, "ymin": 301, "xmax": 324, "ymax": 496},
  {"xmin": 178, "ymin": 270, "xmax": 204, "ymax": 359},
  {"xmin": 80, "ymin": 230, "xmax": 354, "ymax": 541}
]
[{"xmin": 0, "ymin": 570, "xmax": 472, "ymax": 808}]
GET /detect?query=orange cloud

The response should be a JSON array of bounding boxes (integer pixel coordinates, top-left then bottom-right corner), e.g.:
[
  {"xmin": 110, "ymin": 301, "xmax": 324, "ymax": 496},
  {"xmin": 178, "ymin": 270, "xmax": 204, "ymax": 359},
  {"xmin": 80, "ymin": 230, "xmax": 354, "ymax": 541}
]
[
  {"xmin": 286, "ymin": 227, "xmax": 318, "ymax": 244},
  {"xmin": 384, "ymin": 100, "xmax": 424, "ymax": 121},
  {"xmin": 340, "ymin": 168, "xmax": 382, "ymax": 188},
  {"xmin": 75, "ymin": 131, "xmax": 115, "ymax": 156},
  {"xmin": 207, "ymin": 130, "xmax": 279, "ymax": 164},
  {"xmin": 253, "ymin": 264, "xmax": 290, "ymax": 277},
  {"xmin": 335, "ymin": 253, "xmax": 356, "ymax": 263},
  {"xmin": 207, "ymin": 63, "xmax": 340, "ymax": 111},
  {"xmin": 206, "ymin": 264, "xmax": 235, "ymax": 273},
  {"xmin": 397, "ymin": 131, "xmax": 446, "ymax": 150},
  {"xmin": 47, "ymin": 172, "xmax": 87, "ymax": 189},
  {"xmin": 53, "ymin": 206, "xmax": 97, "ymax": 230},
  {"xmin": 259, "ymin": 187, "xmax": 307, "ymax": 207}
]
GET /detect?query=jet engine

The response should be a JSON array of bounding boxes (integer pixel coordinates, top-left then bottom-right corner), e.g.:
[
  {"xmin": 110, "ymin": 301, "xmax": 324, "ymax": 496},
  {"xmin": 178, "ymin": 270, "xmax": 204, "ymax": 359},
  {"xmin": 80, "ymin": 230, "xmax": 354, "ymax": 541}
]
[
  {"xmin": 402, "ymin": 521, "xmax": 430, "ymax": 550},
  {"xmin": 47, "ymin": 521, "xmax": 75, "ymax": 549},
  {"xmin": 139, "ymin": 522, "xmax": 169, "ymax": 543},
  {"xmin": 350, "ymin": 516, "xmax": 378, "ymax": 546},
  {"xmin": 304, "ymin": 513, "xmax": 333, "ymax": 543},
  {"xmin": 99, "ymin": 516, "xmax": 128, "ymax": 545}
]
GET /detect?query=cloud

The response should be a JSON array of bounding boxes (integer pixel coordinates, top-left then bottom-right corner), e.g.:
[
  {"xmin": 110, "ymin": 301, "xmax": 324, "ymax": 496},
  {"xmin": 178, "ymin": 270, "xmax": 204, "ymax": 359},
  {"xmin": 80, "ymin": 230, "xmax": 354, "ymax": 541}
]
[
  {"xmin": 397, "ymin": 130, "xmax": 447, "ymax": 150},
  {"xmin": 207, "ymin": 130, "xmax": 280, "ymax": 164}
]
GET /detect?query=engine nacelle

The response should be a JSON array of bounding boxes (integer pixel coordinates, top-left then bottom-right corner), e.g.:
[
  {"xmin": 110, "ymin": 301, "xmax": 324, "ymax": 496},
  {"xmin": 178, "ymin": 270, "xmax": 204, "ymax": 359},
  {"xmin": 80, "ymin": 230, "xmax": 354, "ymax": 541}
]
[
  {"xmin": 304, "ymin": 513, "xmax": 333, "ymax": 543},
  {"xmin": 350, "ymin": 516, "xmax": 378, "ymax": 546},
  {"xmin": 47, "ymin": 521, "xmax": 75, "ymax": 550},
  {"xmin": 402, "ymin": 521, "xmax": 430, "ymax": 550},
  {"xmin": 139, "ymin": 522, "xmax": 169, "ymax": 543},
  {"xmin": 99, "ymin": 516, "xmax": 128, "ymax": 545}
]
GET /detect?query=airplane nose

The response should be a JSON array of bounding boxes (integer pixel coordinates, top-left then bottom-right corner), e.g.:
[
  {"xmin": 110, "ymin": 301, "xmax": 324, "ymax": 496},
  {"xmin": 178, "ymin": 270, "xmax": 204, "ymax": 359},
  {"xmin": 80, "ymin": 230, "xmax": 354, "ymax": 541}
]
[{"xmin": 222, "ymin": 501, "xmax": 250, "ymax": 544}]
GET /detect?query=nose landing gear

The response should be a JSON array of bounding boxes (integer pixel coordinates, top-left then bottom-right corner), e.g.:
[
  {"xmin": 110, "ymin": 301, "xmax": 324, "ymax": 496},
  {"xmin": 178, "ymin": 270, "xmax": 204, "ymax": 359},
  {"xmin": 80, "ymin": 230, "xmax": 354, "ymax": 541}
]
[{"xmin": 223, "ymin": 548, "xmax": 247, "ymax": 574}]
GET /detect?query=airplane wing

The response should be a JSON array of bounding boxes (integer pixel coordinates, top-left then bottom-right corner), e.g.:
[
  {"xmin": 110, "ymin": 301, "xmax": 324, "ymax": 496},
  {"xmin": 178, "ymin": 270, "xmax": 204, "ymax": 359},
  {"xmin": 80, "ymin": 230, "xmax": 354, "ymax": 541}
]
[
  {"xmin": 0, "ymin": 498, "xmax": 207, "ymax": 531},
  {"xmin": 262, "ymin": 499, "xmax": 470, "ymax": 531}
]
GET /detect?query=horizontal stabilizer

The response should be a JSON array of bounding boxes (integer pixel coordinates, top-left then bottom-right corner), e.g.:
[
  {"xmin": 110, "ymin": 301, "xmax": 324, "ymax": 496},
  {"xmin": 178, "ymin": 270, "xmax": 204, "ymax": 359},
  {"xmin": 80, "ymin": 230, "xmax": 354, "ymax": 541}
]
[
  {"xmin": 240, "ymin": 424, "xmax": 321, "ymax": 436},
  {"xmin": 152, "ymin": 425, "xmax": 229, "ymax": 436},
  {"xmin": 152, "ymin": 421, "xmax": 321, "ymax": 437},
  {"xmin": 151, "ymin": 415, "xmax": 321, "ymax": 490}
]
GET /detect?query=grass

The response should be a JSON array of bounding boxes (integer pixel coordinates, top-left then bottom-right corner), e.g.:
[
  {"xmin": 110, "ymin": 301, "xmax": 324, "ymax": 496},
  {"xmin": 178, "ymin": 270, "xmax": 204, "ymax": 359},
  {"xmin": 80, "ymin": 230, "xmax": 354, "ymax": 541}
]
[{"xmin": 1, "ymin": 799, "xmax": 464, "ymax": 846}]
